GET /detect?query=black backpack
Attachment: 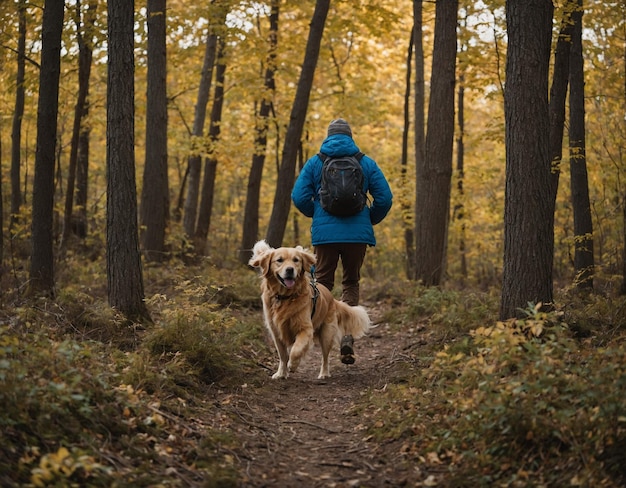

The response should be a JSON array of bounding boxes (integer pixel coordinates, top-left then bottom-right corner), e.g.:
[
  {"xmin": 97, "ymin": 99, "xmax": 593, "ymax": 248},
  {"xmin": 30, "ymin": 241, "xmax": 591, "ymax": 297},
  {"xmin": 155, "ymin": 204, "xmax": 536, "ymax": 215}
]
[{"xmin": 318, "ymin": 151, "xmax": 367, "ymax": 216}]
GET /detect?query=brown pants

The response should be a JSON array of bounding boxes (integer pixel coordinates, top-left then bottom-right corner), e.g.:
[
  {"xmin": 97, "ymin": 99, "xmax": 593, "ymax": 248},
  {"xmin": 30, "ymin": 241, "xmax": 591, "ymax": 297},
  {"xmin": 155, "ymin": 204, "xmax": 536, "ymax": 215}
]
[{"xmin": 314, "ymin": 243, "xmax": 367, "ymax": 306}]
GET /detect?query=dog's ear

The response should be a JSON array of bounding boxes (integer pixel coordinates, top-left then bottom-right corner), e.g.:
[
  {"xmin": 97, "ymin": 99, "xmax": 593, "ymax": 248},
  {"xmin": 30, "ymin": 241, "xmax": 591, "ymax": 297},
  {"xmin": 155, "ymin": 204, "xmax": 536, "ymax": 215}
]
[
  {"xmin": 249, "ymin": 240, "xmax": 272, "ymax": 269},
  {"xmin": 249, "ymin": 249, "xmax": 273, "ymax": 277},
  {"xmin": 299, "ymin": 248, "xmax": 316, "ymax": 274}
]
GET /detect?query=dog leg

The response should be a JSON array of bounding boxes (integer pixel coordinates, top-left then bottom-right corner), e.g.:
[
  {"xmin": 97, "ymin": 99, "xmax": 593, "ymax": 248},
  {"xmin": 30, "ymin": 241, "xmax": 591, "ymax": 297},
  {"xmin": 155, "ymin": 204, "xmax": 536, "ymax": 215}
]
[
  {"xmin": 272, "ymin": 338, "xmax": 290, "ymax": 379},
  {"xmin": 318, "ymin": 322, "xmax": 339, "ymax": 379},
  {"xmin": 288, "ymin": 329, "xmax": 313, "ymax": 374}
]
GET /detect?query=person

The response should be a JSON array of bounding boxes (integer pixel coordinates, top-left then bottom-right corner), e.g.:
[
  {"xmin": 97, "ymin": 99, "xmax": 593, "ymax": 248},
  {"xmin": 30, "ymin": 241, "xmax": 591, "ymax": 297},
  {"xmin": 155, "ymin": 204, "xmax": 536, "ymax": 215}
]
[{"xmin": 291, "ymin": 118, "xmax": 393, "ymax": 363}]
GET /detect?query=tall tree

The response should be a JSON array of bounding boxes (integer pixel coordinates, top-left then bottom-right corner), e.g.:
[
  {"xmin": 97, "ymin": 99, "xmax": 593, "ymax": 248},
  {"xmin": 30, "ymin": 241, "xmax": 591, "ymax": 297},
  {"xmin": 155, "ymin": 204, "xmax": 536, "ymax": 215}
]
[
  {"xmin": 140, "ymin": 0, "xmax": 169, "ymax": 262},
  {"xmin": 73, "ymin": 0, "xmax": 98, "ymax": 240},
  {"xmin": 265, "ymin": 0, "xmax": 330, "ymax": 248},
  {"xmin": 569, "ymin": 0, "xmax": 594, "ymax": 289},
  {"xmin": 27, "ymin": 0, "xmax": 64, "ymax": 297},
  {"xmin": 401, "ymin": 28, "xmax": 415, "ymax": 280},
  {"xmin": 455, "ymin": 74, "xmax": 467, "ymax": 281},
  {"xmin": 182, "ymin": 2, "xmax": 226, "ymax": 239},
  {"xmin": 194, "ymin": 38, "xmax": 226, "ymax": 252},
  {"xmin": 414, "ymin": 0, "xmax": 458, "ymax": 286},
  {"xmin": 500, "ymin": 0, "xmax": 554, "ymax": 319},
  {"xmin": 107, "ymin": 0, "xmax": 150, "ymax": 321},
  {"xmin": 10, "ymin": 0, "xmax": 27, "ymax": 229},
  {"xmin": 622, "ymin": 27, "xmax": 626, "ymax": 297},
  {"xmin": 60, "ymin": 0, "xmax": 98, "ymax": 250},
  {"xmin": 548, "ymin": 0, "xmax": 576, "ymax": 205},
  {"xmin": 239, "ymin": 0, "xmax": 279, "ymax": 265},
  {"xmin": 413, "ymin": 0, "xmax": 425, "ymax": 281}
]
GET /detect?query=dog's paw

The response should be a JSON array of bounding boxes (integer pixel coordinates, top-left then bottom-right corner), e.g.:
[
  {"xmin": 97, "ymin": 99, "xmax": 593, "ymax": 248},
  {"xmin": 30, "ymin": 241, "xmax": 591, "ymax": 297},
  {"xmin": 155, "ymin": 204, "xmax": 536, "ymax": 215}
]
[
  {"xmin": 340, "ymin": 335, "xmax": 356, "ymax": 365},
  {"xmin": 287, "ymin": 358, "xmax": 301, "ymax": 373},
  {"xmin": 272, "ymin": 371, "xmax": 287, "ymax": 379}
]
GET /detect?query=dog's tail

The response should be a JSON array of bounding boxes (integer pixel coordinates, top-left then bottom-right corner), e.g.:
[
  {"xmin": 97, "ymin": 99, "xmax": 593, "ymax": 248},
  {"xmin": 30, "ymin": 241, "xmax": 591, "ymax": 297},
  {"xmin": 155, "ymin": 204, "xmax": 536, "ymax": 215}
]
[{"xmin": 335, "ymin": 301, "xmax": 371, "ymax": 339}]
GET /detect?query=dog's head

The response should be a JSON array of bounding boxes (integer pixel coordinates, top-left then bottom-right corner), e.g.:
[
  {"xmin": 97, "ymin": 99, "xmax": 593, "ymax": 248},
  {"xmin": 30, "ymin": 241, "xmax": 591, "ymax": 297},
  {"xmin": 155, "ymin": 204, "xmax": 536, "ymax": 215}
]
[{"xmin": 249, "ymin": 240, "xmax": 316, "ymax": 292}]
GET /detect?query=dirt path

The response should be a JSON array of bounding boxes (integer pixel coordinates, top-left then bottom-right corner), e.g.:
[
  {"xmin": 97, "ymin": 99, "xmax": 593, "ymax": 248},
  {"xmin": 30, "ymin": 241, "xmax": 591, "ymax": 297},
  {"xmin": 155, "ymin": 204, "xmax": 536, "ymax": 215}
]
[{"xmin": 216, "ymin": 305, "xmax": 423, "ymax": 487}]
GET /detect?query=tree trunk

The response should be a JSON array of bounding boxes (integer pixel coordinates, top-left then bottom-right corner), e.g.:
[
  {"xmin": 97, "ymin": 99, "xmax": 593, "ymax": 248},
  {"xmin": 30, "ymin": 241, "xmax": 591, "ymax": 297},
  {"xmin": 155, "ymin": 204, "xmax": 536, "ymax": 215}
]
[
  {"xmin": 239, "ymin": 0, "xmax": 279, "ymax": 265},
  {"xmin": 74, "ymin": 112, "xmax": 91, "ymax": 239},
  {"xmin": 140, "ymin": 0, "xmax": 169, "ymax": 262},
  {"xmin": 413, "ymin": 0, "xmax": 425, "ymax": 282},
  {"xmin": 182, "ymin": 3, "xmax": 226, "ymax": 239},
  {"xmin": 60, "ymin": 0, "xmax": 97, "ymax": 251},
  {"xmin": 548, "ymin": 0, "xmax": 575, "ymax": 205},
  {"xmin": 621, "ymin": 37, "xmax": 626, "ymax": 296},
  {"xmin": 194, "ymin": 39, "xmax": 226, "ymax": 251},
  {"xmin": 10, "ymin": 0, "xmax": 26, "ymax": 229},
  {"xmin": 27, "ymin": 0, "xmax": 64, "ymax": 297},
  {"xmin": 265, "ymin": 0, "xmax": 330, "ymax": 248},
  {"xmin": 500, "ymin": 0, "xmax": 554, "ymax": 320},
  {"xmin": 569, "ymin": 0, "xmax": 594, "ymax": 289},
  {"xmin": 106, "ymin": 0, "xmax": 150, "ymax": 321},
  {"xmin": 74, "ymin": 0, "xmax": 97, "ymax": 241},
  {"xmin": 414, "ymin": 0, "xmax": 457, "ymax": 286},
  {"xmin": 456, "ymin": 75, "xmax": 467, "ymax": 281},
  {"xmin": 401, "ymin": 28, "xmax": 415, "ymax": 280}
]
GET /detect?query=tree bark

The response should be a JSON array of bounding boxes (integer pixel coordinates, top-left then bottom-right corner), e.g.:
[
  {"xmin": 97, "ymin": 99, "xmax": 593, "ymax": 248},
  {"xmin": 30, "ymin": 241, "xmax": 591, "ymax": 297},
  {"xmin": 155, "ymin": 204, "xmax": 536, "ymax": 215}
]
[
  {"xmin": 414, "ymin": 0, "xmax": 458, "ymax": 286},
  {"xmin": 140, "ymin": 0, "xmax": 169, "ymax": 262},
  {"xmin": 401, "ymin": 28, "xmax": 415, "ymax": 280},
  {"xmin": 500, "ymin": 0, "xmax": 554, "ymax": 320},
  {"xmin": 28, "ymin": 0, "xmax": 65, "ymax": 297},
  {"xmin": 569, "ymin": 0, "xmax": 594, "ymax": 289},
  {"xmin": 265, "ymin": 0, "xmax": 330, "ymax": 248},
  {"xmin": 456, "ymin": 75, "xmax": 467, "ymax": 281},
  {"xmin": 10, "ymin": 0, "xmax": 26, "ymax": 229},
  {"xmin": 622, "ymin": 36, "xmax": 626, "ymax": 296},
  {"xmin": 60, "ymin": 0, "xmax": 97, "ymax": 250},
  {"xmin": 106, "ymin": 0, "xmax": 150, "ymax": 321},
  {"xmin": 239, "ymin": 0, "xmax": 279, "ymax": 265},
  {"xmin": 548, "ymin": 0, "xmax": 576, "ymax": 205},
  {"xmin": 194, "ymin": 39, "xmax": 226, "ymax": 251},
  {"xmin": 182, "ymin": 2, "xmax": 226, "ymax": 239},
  {"xmin": 413, "ymin": 0, "xmax": 425, "ymax": 281}
]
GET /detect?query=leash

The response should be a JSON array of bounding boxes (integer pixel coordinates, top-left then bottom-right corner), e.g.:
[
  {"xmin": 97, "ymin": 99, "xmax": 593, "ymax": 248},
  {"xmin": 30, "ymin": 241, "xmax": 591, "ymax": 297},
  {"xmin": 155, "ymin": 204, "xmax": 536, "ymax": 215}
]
[{"xmin": 309, "ymin": 265, "xmax": 319, "ymax": 319}]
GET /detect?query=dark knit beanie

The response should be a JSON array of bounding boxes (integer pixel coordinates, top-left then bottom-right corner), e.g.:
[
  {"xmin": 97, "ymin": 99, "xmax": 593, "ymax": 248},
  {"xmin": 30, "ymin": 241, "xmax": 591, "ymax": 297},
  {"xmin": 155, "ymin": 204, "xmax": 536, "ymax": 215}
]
[{"xmin": 327, "ymin": 118, "xmax": 352, "ymax": 137}]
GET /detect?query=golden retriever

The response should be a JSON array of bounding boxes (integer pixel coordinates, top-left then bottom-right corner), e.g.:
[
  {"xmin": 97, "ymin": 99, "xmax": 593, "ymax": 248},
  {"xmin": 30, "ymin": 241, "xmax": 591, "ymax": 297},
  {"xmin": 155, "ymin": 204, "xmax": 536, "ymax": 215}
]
[{"xmin": 249, "ymin": 240, "xmax": 371, "ymax": 379}]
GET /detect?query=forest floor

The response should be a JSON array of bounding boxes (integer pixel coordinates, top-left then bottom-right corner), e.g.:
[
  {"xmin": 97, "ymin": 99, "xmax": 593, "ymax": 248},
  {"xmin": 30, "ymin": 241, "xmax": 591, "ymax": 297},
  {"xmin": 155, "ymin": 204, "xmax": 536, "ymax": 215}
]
[{"xmin": 207, "ymin": 302, "xmax": 432, "ymax": 487}]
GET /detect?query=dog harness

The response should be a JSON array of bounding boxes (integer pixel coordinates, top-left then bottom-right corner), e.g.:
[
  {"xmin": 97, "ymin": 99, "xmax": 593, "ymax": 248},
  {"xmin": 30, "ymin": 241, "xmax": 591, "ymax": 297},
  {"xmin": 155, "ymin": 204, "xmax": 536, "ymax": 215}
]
[{"xmin": 309, "ymin": 265, "xmax": 319, "ymax": 319}]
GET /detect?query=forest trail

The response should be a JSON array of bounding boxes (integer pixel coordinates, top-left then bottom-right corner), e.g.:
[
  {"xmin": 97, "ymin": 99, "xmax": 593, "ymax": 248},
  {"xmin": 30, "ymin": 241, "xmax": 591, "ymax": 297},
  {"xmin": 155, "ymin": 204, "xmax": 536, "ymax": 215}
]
[{"xmin": 211, "ymin": 304, "xmax": 428, "ymax": 487}]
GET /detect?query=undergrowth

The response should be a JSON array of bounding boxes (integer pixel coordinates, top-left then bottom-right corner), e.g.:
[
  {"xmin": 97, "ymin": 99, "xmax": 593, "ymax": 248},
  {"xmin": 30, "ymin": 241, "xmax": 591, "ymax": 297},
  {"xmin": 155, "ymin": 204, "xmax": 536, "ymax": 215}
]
[
  {"xmin": 2, "ymin": 258, "xmax": 625, "ymax": 486},
  {"xmin": 361, "ymin": 285, "xmax": 626, "ymax": 487},
  {"xmin": 0, "ymin": 258, "xmax": 265, "ymax": 487}
]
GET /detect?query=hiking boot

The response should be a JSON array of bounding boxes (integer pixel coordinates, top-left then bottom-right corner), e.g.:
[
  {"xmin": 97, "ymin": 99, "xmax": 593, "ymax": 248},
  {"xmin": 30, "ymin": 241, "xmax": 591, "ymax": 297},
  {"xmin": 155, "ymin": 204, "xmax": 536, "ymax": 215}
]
[{"xmin": 340, "ymin": 335, "xmax": 355, "ymax": 364}]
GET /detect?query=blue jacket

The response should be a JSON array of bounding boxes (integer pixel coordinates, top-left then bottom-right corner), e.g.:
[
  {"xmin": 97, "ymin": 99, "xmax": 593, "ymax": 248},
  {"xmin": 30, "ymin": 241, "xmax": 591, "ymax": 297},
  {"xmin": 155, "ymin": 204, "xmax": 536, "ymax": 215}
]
[{"xmin": 291, "ymin": 133, "xmax": 393, "ymax": 246}]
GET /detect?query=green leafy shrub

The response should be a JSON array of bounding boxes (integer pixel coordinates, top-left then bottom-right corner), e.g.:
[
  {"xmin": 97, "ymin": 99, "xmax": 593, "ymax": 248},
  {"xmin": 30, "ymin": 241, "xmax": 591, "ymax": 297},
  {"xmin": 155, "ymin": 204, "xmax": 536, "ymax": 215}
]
[{"xmin": 364, "ymin": 299, "xmax": 626, "ymax": 487}]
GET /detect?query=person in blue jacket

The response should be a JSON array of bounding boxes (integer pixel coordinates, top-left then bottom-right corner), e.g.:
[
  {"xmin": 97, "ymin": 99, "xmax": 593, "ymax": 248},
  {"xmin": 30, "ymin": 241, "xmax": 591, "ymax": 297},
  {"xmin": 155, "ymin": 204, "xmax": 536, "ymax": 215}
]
[{"xmin": 291, "ymin": 117, "xmax": 393, "ymax": 308}]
